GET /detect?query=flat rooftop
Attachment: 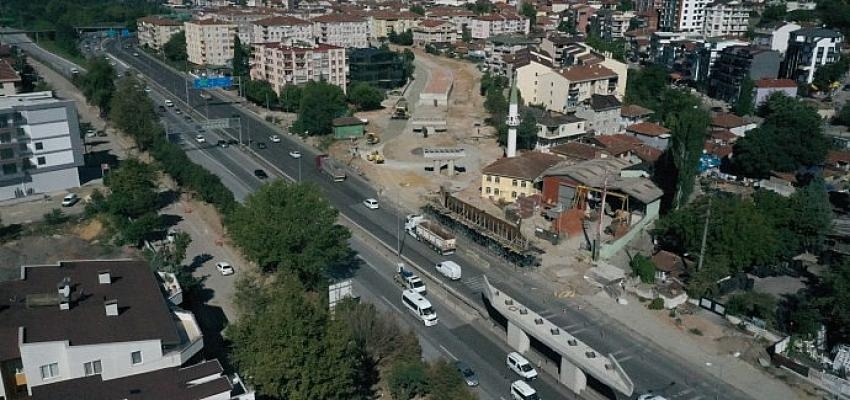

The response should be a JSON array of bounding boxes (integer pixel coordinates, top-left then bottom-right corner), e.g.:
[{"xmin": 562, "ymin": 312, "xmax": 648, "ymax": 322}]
[{"xmin": 423, "ymin": 67, "xmax": 454, "ymax": 96}]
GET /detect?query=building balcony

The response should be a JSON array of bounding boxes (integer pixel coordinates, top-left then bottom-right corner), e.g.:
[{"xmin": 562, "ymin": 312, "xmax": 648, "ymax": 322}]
[{"xmin": 162, "ymin": 309, "xmax": 204, "ymax": 366}]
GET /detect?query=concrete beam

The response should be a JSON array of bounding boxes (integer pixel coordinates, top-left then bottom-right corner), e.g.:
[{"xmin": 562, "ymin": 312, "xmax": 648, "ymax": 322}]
[
  {"xmin": 560, "ymin": 357, "xmax": 588, "ymax": 394},
  {"xmin": 507, "ymin": 320, "xmax": 530, "ymax": 353}
]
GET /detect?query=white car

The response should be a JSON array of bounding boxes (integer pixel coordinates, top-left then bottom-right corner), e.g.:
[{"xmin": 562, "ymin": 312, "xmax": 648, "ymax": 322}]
[
  {"xmin": 61, "ymin": 193, "xmax": 79, "ymax": 207},
  {"xmin": 288, "ymin": 150, "xmax": 302, "ymax": 159},
  {"xmin": 638, "ymin": 396, "xmax": 668, "ymax": 400},
  {"xmin": 363, "ymin": 198, "xmax": 379, "ymax": 209},
  {"xmin": 269, "ymin": 135, "xmax": 281, "ymax": 143},
  {"xmin": 144, "ymin": 87, "xmax": 151, "ymax": 93},
  {"xmin": 216, "ymin": 262, "xmax": 235, "ymax": 276},
  {"xmin": 85, "ymin": 129, "xmax": 97, "ymax": 138},
  {"xmin": 195, "ymin": 134, "xmax": 206, "ymax": 143},
  {"xmin": 132, "ymin": 52, "xmax": 139, "ymax": 57},
  {"xmin": 507, "ymin": 352, "xmax": 538, "ymax": 380}
]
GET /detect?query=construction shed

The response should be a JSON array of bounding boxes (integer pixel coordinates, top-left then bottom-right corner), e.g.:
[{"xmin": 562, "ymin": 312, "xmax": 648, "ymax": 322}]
[{"xmin": 332, "ymin": 117, "xmax": 366, "ymax": 139}]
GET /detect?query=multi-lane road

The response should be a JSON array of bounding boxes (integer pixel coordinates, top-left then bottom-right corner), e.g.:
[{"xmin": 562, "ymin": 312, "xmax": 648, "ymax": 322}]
[{"xmin": 97, "ymin": 37, "xmax": 752, "ymax": 400}]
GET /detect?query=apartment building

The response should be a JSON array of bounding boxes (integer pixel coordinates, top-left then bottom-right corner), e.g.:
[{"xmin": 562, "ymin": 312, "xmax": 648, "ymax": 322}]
[
  {"xmin": 752, "ymin": 22, "xmax": 801, "ymax": 54},
  {"xmin": 660, "ymin": 0, "xmax": 708, "ymax": 32},
  {"xmin": 481, "ymin": 152, "xmax": 562, "ymax": 203},
  {"xmin": 567, "ymin": 4, "xmax": 595, "ymax": 34},
  {"xmin": 591, "ymin": 10, "xmax": 635, "ymax": 40},
  {"xmin": 0, "ymin": 59, "xmax": 21, "ymax": 96},
  {"xmin": 311, "ymin": 14, "xmax": 369, "ymax": 48},
  {"xmin": 366, "ymin": 10, "xmax": 422, "ymax": 40},
  {"xmin": 709, "ymin": 45, "xmax": 781, "ymax": 103},
  {"xmin": 753, "ymin": 78, "xmax": 798, "ymax": 106},
  {"xmin": 424, "ymin": 7, "xmax": 476, "ymax": 33},
  {"xmin": 529, "ymin": 108, "xmax": 587, "ymax": 149},
  {"xmin": 202, "ymin": 7, "xmax": 278, "ymax": 43},
  {"xmin": 185, "ymin": 19, "xmax": 238, "ymax": 66},
  {"xmin": 136, "ymin": 17, "xmax": 184, "ymax": 51},
  {"xmin": 413, "ymin": 19, "xmax": 457, "ymax": 46},
  {"xmin": 251, "ymin": 15, "xmax": 313, "ymax": 44},
  {"xmin": 781, "ymin": 27, "xmax": 844, "ymax": 84},
  {"xmin": 0, "ymin": 260, "xmax": 235, "ymax": 399},
  {"xmin": 701, "ymin": 0, "xmax": 750, "ymax": 37},
  {"xmin": 0, "ymin": 92, "xmax": 83, "ymax": 201},
  {"xmin": 470, "ymin": 12, "xmax": 530, "ymax": 39},
  {"xmin": 250, "ymin": 42, "xmax": 347, "ymax": 94},
  {"xmin": 539, "ymin": 34, "xmax": 588, "ymax": 66},
  {"xmin": 518, "ymin": 61, "xmax": 622, "ymax": 113}
]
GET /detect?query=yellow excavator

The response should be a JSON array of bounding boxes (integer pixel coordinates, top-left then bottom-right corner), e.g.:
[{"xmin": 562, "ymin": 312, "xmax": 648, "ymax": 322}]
[
  {"xmin": 366, "ymin": 132, "xmax": 380, "ymax": 145},
  {"xmin": 366, "ymin": 150, "xmax": 385, "ymax": 164}
]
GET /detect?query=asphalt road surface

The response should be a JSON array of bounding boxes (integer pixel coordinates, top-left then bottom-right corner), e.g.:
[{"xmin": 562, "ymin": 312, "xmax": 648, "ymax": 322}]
[{"xmin": 105, "ymin": 38, "xmax": 752, "ymax": 400}]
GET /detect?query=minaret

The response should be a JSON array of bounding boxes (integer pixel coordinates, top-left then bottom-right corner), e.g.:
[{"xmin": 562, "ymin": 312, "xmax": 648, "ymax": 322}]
[{"xmin": 506, "ymin": 73, "xmax": 520, "ymax": 158}]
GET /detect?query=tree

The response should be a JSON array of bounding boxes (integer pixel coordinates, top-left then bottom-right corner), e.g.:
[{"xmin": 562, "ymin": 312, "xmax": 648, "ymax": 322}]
[
  {"xmin": 790, "ymin": 178, "xmax": 832, "ymax": 251},
  {"xmin": 426, "ymin": 360, "xmax": 477, "ymax": 400},
  {"xmin": 80, "ymin": 58, "xmax": 115, "ymax": 113},
  {"xmin": 119, "ymin": 212, "xmax": 163, "ymax": 246},
  {"xmin": 630, "ymin": 254, "xmax": 656, "ymax": 284},
  {"xmin": 110, "ymin": 77, "xmax": 163, "ymax": 150},
  {"xmin": 388, "ymin": 29, "xmax": 413, "ymax": 46},
  {"xmin": 279, "ymin": 84, "xmax": 303, "ymax": 112},
  {"xmin": 410, "ymin": 4, "xmax": 425, "ymax": 15},
  {"xmin": 228, "ymin": 181, "xmax": 351, "ymax": 288},
  {"xmin": 760, "ymin": 4, "xmax": 787, "ymax": 24},
  {"xmin": 348, "ymin": 82, "xmax": 385, "ymax": 111},
  {"xmin": 815, "ymin": 261, "xmax": 850, "ymax": 345},
  {"xmin": 835, "ymin": 102, "xmax": 850, "ymax": 126},
  {"xmin": 734, "ymin": 77, "xmax": 755, "ymax": 116},
  {"xmin": 104, "ymin": 159, "xmax": 159, "ymax": 219},
  {"xmin": 557, "ymin": 19, "xmax": 577, "ymax": 34},
  {"xmin": 624, "ymin": 66, "xmax": 668, "ymax": 112},
  {"xmin": 726, "ymin": 291, "xmax": 777, "ymax": 325},
  {"xmin": 520, "ymin": 2, "xmax": 537, "ymax": 28},
  {"xmin": 228, "ymin": 275, "xmax": 362, "ymax": 399},
  {"xmin": 335, "ymin": 301, "xmax": 421, "ymax": 366},
  {"xmin": 163, "ymin": 31, "xmax": 187, "ymax": 63},
  {"xmin": 387, "ymin": 360, "xmax": 428, "ymax": 400},
  {"xmin": 515, "ymin": 109, "xmax": 538, "ymax": 150},
  {"xmin": 813, "ymin": 58, "xmax": 850, "ymax": 92},
  {"xmin": 232, "ymin": 34, "xmax": 249, "ymax": 77},
  {"xmin": 586, "ymin": 34, "xmax": 626, "ymax": 61},
  {"xmin": 292, "ymin": 81, "xmax": 348, "ymax": 135},
  {"xmin": 244, "ymin": 79, "xmax": 278, "ymax": 108}
]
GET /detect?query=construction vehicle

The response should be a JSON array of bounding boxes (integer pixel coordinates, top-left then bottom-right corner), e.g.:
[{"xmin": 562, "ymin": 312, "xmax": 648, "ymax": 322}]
[
  {"xmin": 366, "ymin": 151, "xmax": 385, "ymax": 164},
  {"xmin": 395, "ymin": 263, "xmax": 426, "ymax": 294},
  {"xmin": 391, "ymin": 98, "xmax": 410, "ymax": 119},
  {"xmin": 405, "ymin": 214, "xmax": 456, "ymax": 255},
  {"xmin": 365, "ymin": 132, "xmax": 380, "ymax": 145},
  {"xmin": 315, "ymin": 154, "xmax": 346, "ymax": 182}
]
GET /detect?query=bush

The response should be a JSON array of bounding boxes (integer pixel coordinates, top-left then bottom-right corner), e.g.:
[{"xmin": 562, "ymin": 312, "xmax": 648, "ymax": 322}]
[
  {"xmin": 630, "ymin": 254, "xmax": 657, "ymax": 284},
  {"xmin": 387, "ymin": 360, "xmax": 428, "ymax": 400},
  {"xmin": 44, "ymin": 208, "xmax": 68, "ymax": 225},
  {"xmin": 648, "ymin": 298, "xmax": 665, "ymax": 310},
  {"xmin": 689, "ymin": 328, "xmax": 703, "ymax": 336}
]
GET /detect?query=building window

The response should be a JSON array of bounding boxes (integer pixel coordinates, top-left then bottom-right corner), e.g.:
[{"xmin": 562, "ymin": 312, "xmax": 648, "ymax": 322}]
[
  {"xmin": 494, "ymin": 177, "xmax": 500, "ymax": 183},
  {"xmin": 40, "ymin": 363, "xmax": 59, "ymax": 380},
  {"xmin": 84, "ymin": 360, "xmax": 102, "ymax": 376},
  {"xmin": 486, "ymin": 175, "xmax": 492, "ymax": 182},
  {"xmin": 521, "ymin": 181, "xmax": 527, "ymax": 188},
  {"xmin": 512, "ymin": 179, "xmax": 518, "ymax": 186},
  {"xmin": 0, "ymin": 148, "xmax": 12, "ymax": 160},
  {"xmin": 35, "ymin": 142, "xmax": 43, "ymax": 150},
  {"xmin": 511, "ymin": 191, "xmax": 517, "ymax": 198},
  {"xmin": 0, "ymin": 133, "xmax": 10, "ymax": 143},
  {"xmin": 131, "ymin": 351, "xmax": 143, "ymax": 365},
  {"xmin": 494, "ymin": 188, "xmax": 500, "ymax": 195},
  {"xmin": 485, "ymin": 187, "xmax": 491, "ymax": 194},
  {"xmin": 37, "ymin": 156, "xmax": 46, "ymax": 165},
  {"xmin": 2, "ymin": 163, "xmax": 17, "ymax": 175}
]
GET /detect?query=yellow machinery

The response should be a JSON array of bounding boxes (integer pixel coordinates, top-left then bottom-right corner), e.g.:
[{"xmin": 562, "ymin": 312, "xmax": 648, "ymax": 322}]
[
  {"xmin": 366, "ymin": 151, "xmax": 385, "ymax": 164},
  {"xmin": 366, "ymin": 132, "xmax": 380, "ymax": 145}
]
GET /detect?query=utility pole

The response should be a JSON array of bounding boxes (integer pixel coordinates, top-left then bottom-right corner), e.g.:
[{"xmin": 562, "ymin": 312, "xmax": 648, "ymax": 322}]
[
  {"xmin": 593, "ymin": 173, "xmax": 609, "ymax": 261},
  {"xmin": 697, "ymin": 194, "xmax": 713, "ymax": 271}
]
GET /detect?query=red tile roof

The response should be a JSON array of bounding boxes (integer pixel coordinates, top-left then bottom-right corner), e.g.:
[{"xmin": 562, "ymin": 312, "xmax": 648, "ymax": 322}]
[
  {"xmin": 426, "ymin": 7, "xmax": 475, "ymax": 17},
  {"xmin": 620, "ymin": 104, "xmax": 654, "ymax": 118},
  {"xmin": 482, "ymin": 152, "xmax": 562, "ymax": 181},
  {"xmin": 0, "ymin": 59, "xmax": 21, "ymax": 83},
  {"xmin": 590, "ymin": 134, "xmax": 643, "ymax": 155},
  {"xmin": 558, "ymin": 64, "xmax": 616, "ymax": 82},
  {"xmin": 711, "ymin": 113, "xmax": 749, "ymax": 129},
  {"xmin": 549, "ymin": 142, "xmax": 608, "ymax": 160},
  {"xmin": 632, "ymin": 145, "xmax": 662, "ymax": 163},
  {"xmin": 754, "ymin": 78, "xmax": 797, "ymax": 89},
  {"xmin": 626, "ymin": 122, "xmax": 670, "ymax": 137},
  {"xmin": 652, "ymin": 250, "xmax": 684, "ymax": 273},
  {"xmin": 253, "ymin": 16, "xmax": 311, "ymax": 26},
  {"xmin": 704, "ymin": 142, "xmax": 733, "ymax": 158},
  {"xmin": 710, "ymin": 129, "xmax": 737, "ymax": 142},
  {"xmin": 828, "ymin": 150, "xmax": 850, "ymax": 164},
  {"xmin": 312, "ymin": 14, "xmax": 367, "ymax": 23},
  {"xmin": 418, "ymin": 19, "xmax": 453, "ymax": 28}
]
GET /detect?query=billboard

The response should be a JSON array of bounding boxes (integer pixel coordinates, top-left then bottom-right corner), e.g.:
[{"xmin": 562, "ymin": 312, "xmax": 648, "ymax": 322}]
[{"xmin": 193, "ymin": 76, "xmax": 232, "ymax": 89}]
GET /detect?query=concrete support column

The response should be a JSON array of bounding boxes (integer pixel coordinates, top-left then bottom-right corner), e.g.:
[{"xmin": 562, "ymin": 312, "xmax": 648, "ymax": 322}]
[
  {"xmin": 433, "ymin": 160, "xmax": 440, "ymax": 175},
  {"xmin": 559, "ymin": 357, "xmax": 587, "ymax": 394},
  {"xmin": 448, "ymin": 159, "xmax": 455, "ymax": 177},
  {"xmin": 507, "ymin": 321, "xmax": 530, "ymax": 353}
]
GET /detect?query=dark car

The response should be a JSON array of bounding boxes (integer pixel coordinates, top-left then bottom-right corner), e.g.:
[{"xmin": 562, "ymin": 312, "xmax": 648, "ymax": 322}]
[
  {"xmin": 844, "ymin": 84, "xmax": 850, "ymax": 91},
  {"xmin": 454, "ymin": 361, "xmax": 479, "ymax": 387},
  {"xmin": 254, "ymin": 169, "xmax": 268, "ymax": 179},
  {"xmin": 158, "ymin": 105, "xmax": 166, "ymax": 112},
  {"xmin": 217, "ymin": 140, "xmax": 228, "ymax": 148},
  {"xmin": 256, "ymin": 142, "xmax": 267, "ymax": 150},
  {"xmin": 227, "ymin": 139, "xmax": 239, "ymax": 145}
]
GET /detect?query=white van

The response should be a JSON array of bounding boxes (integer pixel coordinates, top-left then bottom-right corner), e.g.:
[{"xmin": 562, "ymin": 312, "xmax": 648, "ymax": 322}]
[
  {"xmin": 507, "ymin": 352, "xmax": 538, "ymax": 380},
  {"xmin": 164, "ymin": 99, "xmax": 174, "ymax": 107},
  {"xmin": 510, "ymin": 380, "xmax": 540, "ymax": 400},
  {"xmin": 435, "ymin": 261, "xmax": 462, "ymax": 280},
  {"xmin": 402, "ymin": 289, "xmax": 438, "ymax": 326}
]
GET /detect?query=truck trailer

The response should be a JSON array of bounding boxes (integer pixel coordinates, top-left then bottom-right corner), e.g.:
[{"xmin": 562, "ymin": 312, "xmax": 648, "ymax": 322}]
[
  {"xmin": 405, "ymin": 214, "xmax": 456, "ymax": 255},
  {"xmin": 315, "ymin": 154, "xmax": 346, "ymax": 182}
]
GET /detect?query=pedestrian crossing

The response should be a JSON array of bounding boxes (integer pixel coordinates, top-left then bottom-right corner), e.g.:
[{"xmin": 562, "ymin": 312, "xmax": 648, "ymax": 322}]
[{"xmin": 463, "ymin": 275, "xmax": 486, "ymax": 291}]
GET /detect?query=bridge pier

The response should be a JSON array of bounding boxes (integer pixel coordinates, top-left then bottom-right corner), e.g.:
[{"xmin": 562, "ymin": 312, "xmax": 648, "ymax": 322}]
[
  {"xmin": 559, "ymin": 356, "xmax": 588, "ymax": 394},
  {"xmin": 507, "ymin": 320, "xmax": 530, "ymax": 353}
]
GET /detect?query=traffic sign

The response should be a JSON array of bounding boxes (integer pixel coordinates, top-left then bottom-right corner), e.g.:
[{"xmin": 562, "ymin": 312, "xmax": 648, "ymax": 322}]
[
  {"xmin": 202, "ymin": 119, "xmax": 231, "ymax": 130},
  {"xmin": 193, "ymin": 76, "xmax": 232, "ymax": 89},
  {"xmin": 107, "ymin": 29, "xmax": 117, "ymax": 38},
  {"xmin": 121, "ymin": 29, "xmax": 131, "ymax": 38}
]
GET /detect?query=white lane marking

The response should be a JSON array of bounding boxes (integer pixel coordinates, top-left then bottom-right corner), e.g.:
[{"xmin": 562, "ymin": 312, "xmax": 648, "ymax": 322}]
[
  {"xmin": 618, "ymin": 355, "xmax": 634, "ymax": 362},
  {"xmin": 439, "ymin": 345, "xmax": 458, "ymax": 360},
  {"xmin": 380, "ymin": 295, "xmax": 404, "ymax": 314}
]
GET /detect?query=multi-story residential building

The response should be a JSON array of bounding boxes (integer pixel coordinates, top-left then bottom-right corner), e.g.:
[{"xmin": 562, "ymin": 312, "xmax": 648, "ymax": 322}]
[
  {"xmin": 752, "ymin": 22, "xmax": 801, "ymax": 54},
  {"xmin": 251, "ymin": 15, "xmax": 313, "ymax": 44},
  {"xmin": 0, "ymin": 260, "xmax": 236, "ymax": 399},
  {"xmin": 470, "ymin": 12, "xmax": 530, "ymax": 39},
  {"xmin": 202, "ymin": 7, "xmax": 278, "ymax": 44},
  {"xmin": 659, "ymin": 0, "xmax": 708, "ymax": 32},
  {"xmin": 781, "ymin": 27, "xmax": 844, "ymax": 84},
  {"xmin": 591, "ymin": 10, "xmax": 635, "ymax": 40},
  {"xmin": 185, "ymin": 19, "xmax": 238, "ymax": 67},
  {"xmin": 529, "ymin": 108, "xmax": 587, "ymax": 149},
  {"xmin": 753, "ymin": 78, "xmax": 798, "ymax": 106},
  {"xmin": 311, "ymin": 14, "xmax": 369, "ymax": 48},
  {"xmin": 366, "ymin": 10, "xmax": 422, "ymax": 40},
  {"xmin": 567, "ymin": 4, "xmax": 595, "ymax": 34},
  {"xmin": 0, "ymin": 92, "xmax": 83, "ymax": 201},
  {"xmin": 575, "ymin": 93, "xmax": 623, "ymax": 135},
  {"xmin": 0, "ymin": 59, "xmax": 21, "ymax": 96},
  {"xmin": 701, "ymin": 0, "xmax": 750, "ymax": 37},
  {"xmin": 424, "ymin": 7, "xmax": 475, "ymax": 33},
  {"xmin": 137, "ymin": 17, "xmax": 184, "ymax": 51},
  {"xmin": 250, "ymin": 42, "xmax": 347, "ymax": 94},
  {"xmin": 538, "ymin": 34, "xmax": 588, "ymax": 66},
  {"xmin": 708, "ymin": 45, "xmax": 781, "ymax": 103},
  {"xmin": 413, "ymin": 19, "xmax": 457, "ymax": 46},
  {"xmin": 518, "ymin": 62, "xmax": 622, "ymax": 113}
]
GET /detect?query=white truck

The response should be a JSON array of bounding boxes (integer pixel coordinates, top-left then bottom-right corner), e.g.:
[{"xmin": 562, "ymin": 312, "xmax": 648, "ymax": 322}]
[
  {"xmin": 405, "ymin": 214, "xmax": 456, "ymax": 256},
  {"xmin": 395, "ymin": 263, "xmax": 426, "ymax": 294}
]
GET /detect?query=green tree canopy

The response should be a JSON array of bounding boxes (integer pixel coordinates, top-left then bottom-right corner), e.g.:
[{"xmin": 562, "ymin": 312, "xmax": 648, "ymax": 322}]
[
  {"xmin": 292, "ymin": 81, "xmax": 348, "ymax": 135},
  {"xmin": 162, "ymin": 31, "xmax": 187, "ymax": 63},
  {"xmin": 80, "ymin": 58, "xmax": 116, "ymax": 112},
  {"xmin": 630, "ymin": 254, "xmax": 656, "ymax": 283},
  {"xmin": 734, "ymin": 77, "xmax": 755, "ymax": 116},
  {"xmin": 104, "ymin": 158, "xmax": 159, "ymax": 219},
  {"xmin": 232, "ymin": 34, "xmax": 249, "ymax": 77},
  {"xmin": 410, "ymin": 5, "xmax": 425, "ymax": 15},
  {"xmin": 110, "ymin": 77, "xmax": 164, "ymax": 151},
  {"xmin": 279, "ymin": 84, "xmax": 303, "ymax": 112},
  {"xmin": 244, "ymin": 79, "xmax": 278, "ymax": 108},
  {"xmin": 520, "ymin": 2, "xmax": 537, "ymax": 27},
  {"xmin": 228, "ymin": 181, "xmax": 351, "ymax": 287},
  {"xmin": 348, "ymin": 82, "xmax": 385, "ymax": 111}
]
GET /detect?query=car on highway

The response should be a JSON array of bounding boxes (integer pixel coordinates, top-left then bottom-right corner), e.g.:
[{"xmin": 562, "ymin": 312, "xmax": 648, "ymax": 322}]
[
  {"xmin": 97, "ymin": 130, "xmax": 107, "ymax": 137},
  {"xmin": 215, "ymin": 262, "xmax": 235, "ymax": 276},
  {"xmin": 227, "ymin": 139, "xmax": 239, "ymax": 145},
  {"xmin": 164, "ymin": 99, "xmax": 174, "ymax": 107},
  {"xmin": 507, "ymin": 352, "xmax": 538, "ymax": 380},
  {"xmin": 174, "ymin": 108, "xmax": 182, "ymax": 115},
  {"xmin": 61, "ymin": 193, "xmax": 79, "ymax": 207},
  {"xmin": 144, "ymin": 87, "xmax": 151, "ymax": 93},
  {"xmin": 184, "ymin": 115, "xmax": 193, "ymax": 122},
  {"xmin": 70, "ymin": 68, "xmax": 79, "ymax": 75},
  {"xmin": 256, "ymin": 142, "xmax": 267, "ymax": 150},
  {"xmin": 158, "ymin": 105, "xmax": 166, "ymax": 112},
  {"xmin": 194, "ymin": 134, "xmax": 206, "ymax": 143},
  {"xmin": 638, "ymin": 395, "xmax": 668, "ymax": 400},
  {"xmin": 269, "ymin": 134, "xmax": 281, "ymax": 143},
  {"xmin": 363, "ymin": 198, "xmax": 380, "ymax": 209},
  {"xmin": 510, "ymin": 380, "xmax": 539, "ymax": 400},
  {"xmin": 254, "ymin": 169, "xmax": 269, "ymax": 179},
  {"xmin": 217, "ymin": 140, "xmax": 228, "ymax": 148},
  {"xmin": 288, "ymin": 150, "xmax": 302, "ymax": 159},
  {"xmin": 454, "ymin": 361, "xmax": 479, "ymax": 387},
  {"xmin": 132, "ymin": 52, "xmax": 139, "ymax": 57}
]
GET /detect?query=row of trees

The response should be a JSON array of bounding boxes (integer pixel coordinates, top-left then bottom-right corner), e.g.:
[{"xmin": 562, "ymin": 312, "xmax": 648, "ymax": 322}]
[
  {"xmin": 388, "ymin": 29, "xmax": 414, "ymax": 46},
  {"xmin": 79, "ymin": 58, "xmax": 116, "ymax": 113}
]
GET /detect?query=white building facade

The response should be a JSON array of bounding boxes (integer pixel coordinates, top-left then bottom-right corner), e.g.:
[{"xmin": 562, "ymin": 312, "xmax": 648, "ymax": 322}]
[
  {"xmin": 250, "ymin": 43, "xmax": 348, "ymax": 93},
  {"xmin": 311, "ymin": 14, "xmax": 369, "ymax": 48},
  {"xmin": 701, "ymin": 0, "xmax": 750, "ymax": 37},
  {"xmin": 251, "ymin": 15, "xmax": 313, "ymax": 44},
  {"xmin": 185, "ymin": 19, "xmax": 238, "ymax": 66},
  {"xmin": 470, "ymin": 12, "xmax": 530, "ymax": 39},
  {"xmin": 136, "ymin": 17, "xmax": 184, "ymax": 51},
  {"xmin": 782, "ymin": 27, "xmax": 844, "ymax": 84}
]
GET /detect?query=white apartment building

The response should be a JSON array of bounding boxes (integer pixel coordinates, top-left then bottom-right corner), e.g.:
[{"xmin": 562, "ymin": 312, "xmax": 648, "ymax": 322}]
[
  {"xmin": 311, "ymin": 14, "xmax": 369, "ymax": 48},
  {"xmin": 250, "ymin": 43, "xmax": 347, "ymax": 94},
  {"xmin": 425, "ymin": 7, "xmax": 476, "ymax": 33},
  {"xmin": 660, "ymin": 0, "xmax": 708, "ymax": 32},
  {"xmin": 470, "ymin": 12, "xmax": 530, "ymax": 39},
  {"xmin": 593, "ymin": 10, "xmax": 635, "ymax": 41},
  {"xmin": 201, "ymin": 7, "xmax": 280, "ymax": 44},
  {"xmin": 185, "ymin": 19, "xmax": 238, "ymax": 67},
  {"xmin": 701, "ymin": 0, "xmax": 751, "ymax": 37},
  {"xmin": 753, "ymin": 22, "xmax": 802, "ymax": 54},
  {"xmin": 413, "ymin": 19, "xmax": 457, "ymax": 46},
  {"xmin": 0, "ymin": 92, "xmax": 83, "ymax": 201},
  {"xmin": 0, "ymin": 59, "xmax": 21, "ymax": 96},
  {"xmin": 517, "ymin": 61, "xmax": 623, "ymax": 113},
  {"xmin": 0, "ymin": 260, "xmax": 235, "ymax": 399},
  {"xmin": 251, "ymin": 15, "xmax": 313, "ymax": 44},
  {"xmin": 366, "ymin": 10, "xmax": 423, "ymax": 40},
  {"xmin": 136, "ymin": 17, "xmax": 184, "ymax": 51},
  {"xmin": 782, "ymin": 27, "xmax": 844, "ymax": 84}
]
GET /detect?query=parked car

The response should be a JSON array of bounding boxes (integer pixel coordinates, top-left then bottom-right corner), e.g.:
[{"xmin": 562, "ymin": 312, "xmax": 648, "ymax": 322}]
[
  {"xmin": 85, "ymin": 129, "xmax": 97, "ymax": 138},
  {"xmin": 227, "ymin": 139, "xmax": 239, "ymax": 145},
  {"xmin": 217, "ymin": 140, "xmax": 228, "ymax": 148},
  {"xmin": 363, "ymin": 198, "xmax": 379, "ymax": 209},
  {"xmin": 174, "ymin": 108, "xmax": 182, "ymax": 115},
  {"xmin": 289, "ymin": 150, "xmax": 302, "ymax": 159},
  {"xmin": 195, "ymin": 134, "xmax": 206, "ymax": 143},
  {"xmin": 216, "ymin": 262, "xmax": 235, "ymax": 276},
  {"xmin": 97, "ymin": 130, "xmax": 107, "ymax": 137},
  {"xmin": 435, "ymin": 261, "xmax": 462, "ymax": 280},
  {"xmin": 269, "ymin": 134, "xmax": 281, "ymax": 143},
  {"xmin": 166, "ymin": 229, "xmax": 178, "ymax": 243},
  {"xmin": 61, "ymin": 193, "xmax": 79, "ymax": 207},
  {"xmin": 454, "ymin": 361, "xmax": 479, "ymax": 387},
  {"xmin": 256, "ymin": 142, "xmax": 267, "ymax": 149},
  {"xmin": 254, "ymin": 169, "xmax": 268, "ymax": 179},
  {"xmin": 506, "ymin": 352, "xmax": 538, "ymax": 380}
]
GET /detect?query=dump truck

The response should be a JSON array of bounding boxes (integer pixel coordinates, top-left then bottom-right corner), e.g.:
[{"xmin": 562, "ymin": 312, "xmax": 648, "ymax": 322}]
[
  {"xmin": 315, "ymin": 154, "xmax": 346, "ymax": 182},
  {"xmin": 405, "ymin": 214, "xmax": 456, "ymax": 255},
  {"xmin": 395, "ymin": 263, "xmax": 426, "ymax": 294},
  {"xmin": 391, "ymin": 98, "xmax": 410, "ymax": 119},
  {"xmin": 365, "ymin": 132, "xmax": 380, "ymax": 145}
]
